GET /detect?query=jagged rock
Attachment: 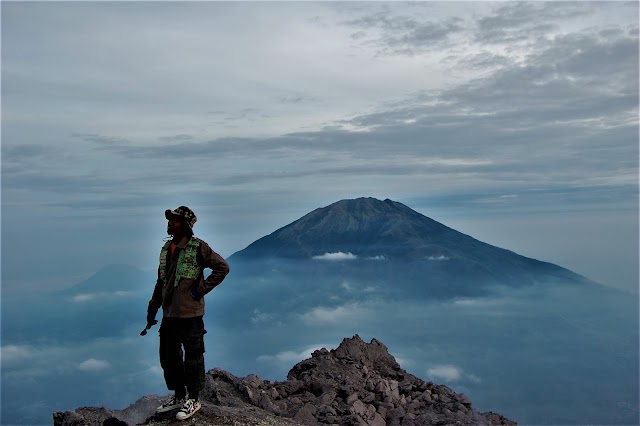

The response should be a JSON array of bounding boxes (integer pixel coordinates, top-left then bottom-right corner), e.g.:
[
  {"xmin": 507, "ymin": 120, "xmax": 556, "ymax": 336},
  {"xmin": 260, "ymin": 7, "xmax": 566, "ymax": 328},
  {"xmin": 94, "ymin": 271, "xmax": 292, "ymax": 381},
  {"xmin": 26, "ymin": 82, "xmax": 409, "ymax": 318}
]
[
  {"xmin": 53, "ymin": 335, "xmax": 516, "ymax": 426},
  {"xmin": 482, "ymin": 411, "xmax": 518, "ymax": 425},
  {"xmin": 293, "ymin": 404, "xmax": 319, "ymax": 425},
  {"xmin": 53, "ymin": 399, "xmax": 161, "ymax": 426}
]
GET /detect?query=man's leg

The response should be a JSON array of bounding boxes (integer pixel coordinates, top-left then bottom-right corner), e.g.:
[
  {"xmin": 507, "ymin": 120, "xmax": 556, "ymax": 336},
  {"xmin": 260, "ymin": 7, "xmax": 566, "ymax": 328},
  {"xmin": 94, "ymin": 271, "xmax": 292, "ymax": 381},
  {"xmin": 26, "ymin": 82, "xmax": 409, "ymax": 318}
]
[
  {"xmin": 159, "ymin": 318, "xmax": 187, "ymax": 399},
  {"xmin": 183, "ymin": 316, "xmax": 206, "ymax": 401}
]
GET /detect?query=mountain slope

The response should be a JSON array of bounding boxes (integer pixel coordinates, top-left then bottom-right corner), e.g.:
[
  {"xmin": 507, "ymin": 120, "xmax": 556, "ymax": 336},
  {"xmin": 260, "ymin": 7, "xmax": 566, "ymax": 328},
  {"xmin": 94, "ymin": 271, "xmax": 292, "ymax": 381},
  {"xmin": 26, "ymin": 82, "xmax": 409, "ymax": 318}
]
[
  {"xmin": 229, "ymin": 197, "xmax": 588, "ymax": 291},
  {"xmin": 62, "ymin": 264, "xmax": 153, "ymax": 296}
]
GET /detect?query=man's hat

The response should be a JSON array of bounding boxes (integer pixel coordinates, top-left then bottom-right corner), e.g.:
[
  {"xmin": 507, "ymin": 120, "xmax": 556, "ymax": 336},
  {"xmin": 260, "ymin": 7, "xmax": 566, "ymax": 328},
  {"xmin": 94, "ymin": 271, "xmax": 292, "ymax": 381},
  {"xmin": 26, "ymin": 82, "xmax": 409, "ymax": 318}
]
[{"xmin": 165, "ymin": 206, "xmax": 197, "ymax": 229}]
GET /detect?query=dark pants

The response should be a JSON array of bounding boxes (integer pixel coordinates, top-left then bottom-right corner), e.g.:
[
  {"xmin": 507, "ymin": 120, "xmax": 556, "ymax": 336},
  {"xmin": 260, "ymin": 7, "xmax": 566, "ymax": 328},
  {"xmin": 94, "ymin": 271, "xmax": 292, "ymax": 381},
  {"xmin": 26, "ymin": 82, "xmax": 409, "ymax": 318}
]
[{"xmin": 159, "ymin": 316, "xmax": 206, "ymax": 399}]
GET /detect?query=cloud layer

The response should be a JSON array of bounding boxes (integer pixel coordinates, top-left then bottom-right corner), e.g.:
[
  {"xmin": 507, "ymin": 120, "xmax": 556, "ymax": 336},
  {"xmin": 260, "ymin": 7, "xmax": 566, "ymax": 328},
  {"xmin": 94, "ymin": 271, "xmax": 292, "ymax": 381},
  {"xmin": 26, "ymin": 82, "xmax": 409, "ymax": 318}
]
[
  {"xmin": 1, "ymin": 268, "xmax": 638, "ymax": 425},
  {"xmin": 312, "ymin": 252, "xmax": 359, "ymax": 261},
  {"xmin": 78, "ymin": 359, "xmax": 111, "ymax": 372}
]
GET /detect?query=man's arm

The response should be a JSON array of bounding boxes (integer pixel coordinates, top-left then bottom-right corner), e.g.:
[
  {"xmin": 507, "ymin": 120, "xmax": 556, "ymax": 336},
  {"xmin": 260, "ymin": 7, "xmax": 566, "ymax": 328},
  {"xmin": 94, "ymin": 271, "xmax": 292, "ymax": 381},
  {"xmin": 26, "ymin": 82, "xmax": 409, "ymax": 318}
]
[
  {"xmin": 147, "ymin": 275, "xmax": 164, "ymax": 323},
  {"xmin": 196, "ymin": 241, "xmax": 230, "ymax": 298}
]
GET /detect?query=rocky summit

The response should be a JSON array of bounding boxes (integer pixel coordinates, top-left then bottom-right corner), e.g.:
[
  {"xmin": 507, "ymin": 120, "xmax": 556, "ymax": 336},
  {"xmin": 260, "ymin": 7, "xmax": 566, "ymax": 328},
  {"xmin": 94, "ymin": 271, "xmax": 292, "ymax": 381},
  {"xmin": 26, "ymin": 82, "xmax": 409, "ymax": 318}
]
[{"xmin": 54, "ymin": 336, "xmax": 516, "ymax": 426}]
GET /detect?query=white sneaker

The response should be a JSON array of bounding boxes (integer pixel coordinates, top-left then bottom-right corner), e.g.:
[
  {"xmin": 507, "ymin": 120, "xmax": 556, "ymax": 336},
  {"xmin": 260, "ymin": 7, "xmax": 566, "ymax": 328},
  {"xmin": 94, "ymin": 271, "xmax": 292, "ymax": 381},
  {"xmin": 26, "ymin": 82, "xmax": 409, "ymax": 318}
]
[
  {"xmin": 176, "ymin": 398, "xmax": 202, "ymax": 421},
  {"xmin": 156, "ymin": 395, "xmax": 186, "ymax": 413}
]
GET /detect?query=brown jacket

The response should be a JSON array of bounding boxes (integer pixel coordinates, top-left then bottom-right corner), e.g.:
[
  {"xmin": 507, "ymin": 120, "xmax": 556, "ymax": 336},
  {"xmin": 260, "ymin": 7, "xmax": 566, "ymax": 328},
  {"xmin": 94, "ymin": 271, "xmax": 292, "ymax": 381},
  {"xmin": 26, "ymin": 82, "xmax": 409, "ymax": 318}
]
[{"xmin": 148, "ymin": 236, "xmax": 230, "ymax": 318}]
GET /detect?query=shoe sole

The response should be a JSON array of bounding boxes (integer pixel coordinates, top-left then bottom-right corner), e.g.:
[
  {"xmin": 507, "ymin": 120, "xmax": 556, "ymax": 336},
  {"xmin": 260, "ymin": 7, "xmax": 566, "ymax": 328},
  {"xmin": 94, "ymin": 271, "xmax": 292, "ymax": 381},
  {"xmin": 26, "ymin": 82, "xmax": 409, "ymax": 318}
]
[{"xmin": 176, "ymin": 405, "xmax": 201, "ymax": 421}]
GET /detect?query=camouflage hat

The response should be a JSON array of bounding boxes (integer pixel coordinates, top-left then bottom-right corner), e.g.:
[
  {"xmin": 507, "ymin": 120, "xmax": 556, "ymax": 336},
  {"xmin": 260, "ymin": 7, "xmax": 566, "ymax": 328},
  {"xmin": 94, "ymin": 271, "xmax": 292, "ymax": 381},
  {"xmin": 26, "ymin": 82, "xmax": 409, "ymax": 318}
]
[{"xmin": 165, "ymin": 206, "xmax": 197, "ymax": 229}]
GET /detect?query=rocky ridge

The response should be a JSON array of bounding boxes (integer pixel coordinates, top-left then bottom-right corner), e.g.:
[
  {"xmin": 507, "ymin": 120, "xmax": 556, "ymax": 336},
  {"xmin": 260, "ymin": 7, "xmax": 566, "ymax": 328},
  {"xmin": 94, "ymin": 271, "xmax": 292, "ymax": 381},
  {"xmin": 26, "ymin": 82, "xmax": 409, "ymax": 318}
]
[{"xmin": 54, "ymin": 335, "xmax": 516, "ymax": 426}]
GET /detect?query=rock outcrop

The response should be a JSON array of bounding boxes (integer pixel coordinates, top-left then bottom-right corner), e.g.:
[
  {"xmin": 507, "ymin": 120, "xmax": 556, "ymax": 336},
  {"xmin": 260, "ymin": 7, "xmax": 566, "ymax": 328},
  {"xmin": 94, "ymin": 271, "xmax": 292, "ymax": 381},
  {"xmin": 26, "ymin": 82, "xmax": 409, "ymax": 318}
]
[{"xmin": 54, "ymin": 335, "xmax": 516, "ymax": 426}]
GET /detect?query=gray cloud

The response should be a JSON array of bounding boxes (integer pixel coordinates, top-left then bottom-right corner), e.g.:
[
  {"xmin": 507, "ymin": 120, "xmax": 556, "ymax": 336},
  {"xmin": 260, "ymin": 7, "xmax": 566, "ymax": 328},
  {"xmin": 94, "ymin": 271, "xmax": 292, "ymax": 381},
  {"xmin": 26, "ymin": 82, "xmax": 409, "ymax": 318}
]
[
  {"xmin": 10, "ymin": 18, "xmax": 631, "ymax": 208},
  {"xmin": 1, "ymin": 144, "xmax": 52, "ymax": 159},
  {"xmin": 71, "ymin": 133, "xmax": 131, "ymax": 147},
  {"xmin": 453, "ymin": 52, "xmax": 514, "ymax": 70},
  {"xmin": 474, "ymin": 2, "xmax": 594, "ymax": 44},
  {"xmin": 533, "ymin": 33, "xmax": 638, "ymax": 90},
  {"xmin": 278, "ymin": 94, "xmax": 318, "ymax": 104},
  {"xmin": 64, "ymin": 22, "xmax": 635, "ymax": 170},
  {"xmin": 343, "ymin": 9, "xmax": 466, "ymax": 56},
  {"xmin": 157, "ymin": 134, "xmax": 195, "ymax": 143}
]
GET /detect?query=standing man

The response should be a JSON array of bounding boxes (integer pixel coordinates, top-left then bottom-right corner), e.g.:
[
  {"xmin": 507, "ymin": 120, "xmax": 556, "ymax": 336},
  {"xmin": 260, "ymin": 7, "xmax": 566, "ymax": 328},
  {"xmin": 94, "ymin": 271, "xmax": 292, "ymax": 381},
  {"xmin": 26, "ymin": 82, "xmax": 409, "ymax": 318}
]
[{"xmin": 146, "ymin": 206, "xmax": 230, "ymax": 421}]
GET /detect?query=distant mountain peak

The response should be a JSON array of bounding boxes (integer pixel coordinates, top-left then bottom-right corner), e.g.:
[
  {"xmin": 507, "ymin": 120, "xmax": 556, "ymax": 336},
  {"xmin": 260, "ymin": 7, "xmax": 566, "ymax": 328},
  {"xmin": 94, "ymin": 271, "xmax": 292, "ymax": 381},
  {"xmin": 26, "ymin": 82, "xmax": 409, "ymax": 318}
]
[
  {"xmin": 62, "ymin": 263, "xmax": 150, "ymax": 295},
  {"xmin": 231, "ymin": 197, "xmax": 460, "ymax": 261}
]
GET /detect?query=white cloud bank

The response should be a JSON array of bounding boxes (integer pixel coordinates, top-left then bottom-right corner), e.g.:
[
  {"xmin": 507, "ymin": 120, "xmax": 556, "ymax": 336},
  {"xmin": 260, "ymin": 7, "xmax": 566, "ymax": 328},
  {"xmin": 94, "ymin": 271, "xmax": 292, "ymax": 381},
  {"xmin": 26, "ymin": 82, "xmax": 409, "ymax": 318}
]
[
  {"xmin": 71, "ymin": 294, "xmax": 97, "ymax": 302},
  {"xmin": 78, "ymin": 358, "xmax": 111, "ymax": 372},
  {"xmin": 299, "ymin": 303, "xmax": 370, "ymax": 325},
  {"xmin": 1, "ymin": 344, "xmax": 33, "ymax": 364},
  {"xmin": 426, "ymin": 255, "xmax": 450, "ymax": 261},
  {"xmin": 428, "ymin": 365, "xmax": 462, "ymax": 381},
  {"xmin": 312, "ymin": 253, "xmax": 387, "ymax": 261},
  {"xmin": 313, "ymin": 252, "xmax": 358, "ymax": 261},
  {"xmin": 70, "ymin": 291, "xmax": 133, "ymax": 303},
  {"xmin": 251, "ymin": 309, "xmax": 274, "ymax": 323},
  {"xmin": 427, "ymin": 364, "xmax": 481, "ymax": 384},
  {"xmin": 257, "ymin": 344, "xmax": 330, "ymax": 364}
]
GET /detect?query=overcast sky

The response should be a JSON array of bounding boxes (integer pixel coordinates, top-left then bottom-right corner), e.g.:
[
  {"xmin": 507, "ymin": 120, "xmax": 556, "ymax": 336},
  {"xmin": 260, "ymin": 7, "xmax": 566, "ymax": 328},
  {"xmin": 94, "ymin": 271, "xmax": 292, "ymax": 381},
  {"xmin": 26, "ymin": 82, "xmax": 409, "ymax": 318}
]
[{"xmin": 2, "ymin": 1, "xmax": 638, "ymax": 294}]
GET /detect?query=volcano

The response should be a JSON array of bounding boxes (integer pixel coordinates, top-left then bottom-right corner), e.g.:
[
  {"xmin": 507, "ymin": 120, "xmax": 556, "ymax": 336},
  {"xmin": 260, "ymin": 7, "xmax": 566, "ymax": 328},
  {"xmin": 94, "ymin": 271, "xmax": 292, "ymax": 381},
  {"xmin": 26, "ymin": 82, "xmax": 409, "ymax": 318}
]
[{"xmin": 228, "ymin": 197, "xmax": 589, "ymax": 298}]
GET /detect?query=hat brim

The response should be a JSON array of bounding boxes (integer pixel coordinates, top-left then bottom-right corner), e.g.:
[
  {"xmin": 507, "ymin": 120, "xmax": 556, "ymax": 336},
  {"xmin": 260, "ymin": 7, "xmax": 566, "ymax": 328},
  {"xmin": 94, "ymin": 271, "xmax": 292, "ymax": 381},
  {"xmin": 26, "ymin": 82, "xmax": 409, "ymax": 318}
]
[{"xmin": 165, "ymin": 209, "xmax": 194, "ymax": 229}]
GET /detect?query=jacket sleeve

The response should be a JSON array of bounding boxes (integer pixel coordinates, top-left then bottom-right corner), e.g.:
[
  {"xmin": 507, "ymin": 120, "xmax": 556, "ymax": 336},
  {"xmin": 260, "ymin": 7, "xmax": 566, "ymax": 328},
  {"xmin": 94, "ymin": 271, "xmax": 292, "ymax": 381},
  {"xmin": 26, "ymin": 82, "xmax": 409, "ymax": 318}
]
[
  {"xmin": 149, "ymin": 243, "xmax": 168, "ymax": 314},
  {"xmin": 197, "ymin": 241, "xmax": 230, "ymax": 296},
  {"xmin": 148, "ymin": 275, "xmax": 164, "ymax": 314}
]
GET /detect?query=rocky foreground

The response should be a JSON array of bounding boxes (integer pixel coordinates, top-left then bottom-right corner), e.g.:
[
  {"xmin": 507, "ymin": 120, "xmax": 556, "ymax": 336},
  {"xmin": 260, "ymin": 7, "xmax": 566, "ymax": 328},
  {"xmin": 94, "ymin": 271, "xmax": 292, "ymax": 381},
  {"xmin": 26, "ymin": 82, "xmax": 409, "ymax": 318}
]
[{"xmin": 54, "ymin": 335, "xmax": 516, "ymax": 426}]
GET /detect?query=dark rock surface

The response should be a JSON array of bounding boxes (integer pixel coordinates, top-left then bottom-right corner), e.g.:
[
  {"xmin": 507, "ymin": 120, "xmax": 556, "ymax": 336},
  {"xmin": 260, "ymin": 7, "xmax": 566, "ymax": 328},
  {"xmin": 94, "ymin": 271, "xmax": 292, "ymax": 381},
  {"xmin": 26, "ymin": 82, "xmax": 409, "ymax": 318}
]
[{"xmin": 53, "ymin": 335, "xmax": 516, "ymax": 426}]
